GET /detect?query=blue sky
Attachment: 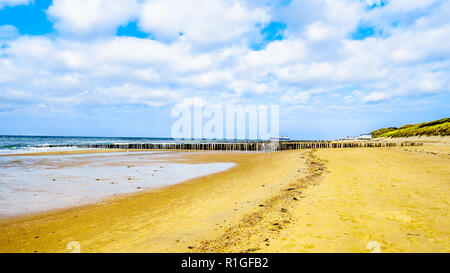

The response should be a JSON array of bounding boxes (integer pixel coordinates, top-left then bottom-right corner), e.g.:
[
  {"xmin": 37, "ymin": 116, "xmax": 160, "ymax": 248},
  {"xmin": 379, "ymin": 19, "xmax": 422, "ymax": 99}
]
[{"xmin": 0, "ymin": 0, "xmax": 449, "ymax": 139}]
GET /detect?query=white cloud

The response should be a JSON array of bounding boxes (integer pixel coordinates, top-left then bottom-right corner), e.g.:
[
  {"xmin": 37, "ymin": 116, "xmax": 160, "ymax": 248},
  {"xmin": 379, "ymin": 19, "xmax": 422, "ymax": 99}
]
[
  {"xmin": 0, "ymin": 0, "xmax": 449, "ymax": 115},
  {"xmin": 304, "ymin": 22, "xmax": 338, "ymax": 42},
  {"xmin": 228, "ymin": 80, "xmax": 269, "ymax": 95},
  {"xmin": 0, "ymin": 0, "xmax": 31, "ymax": 9},
  {"xmin": 241, "ymin": 39, "xmax": 307, "ymax": 69},
  {"xmin": 135, "ymin": 68, "xmax": 160, "ymax": 82},
  {"xmin": 44, "ymin": 0, "xmax": 270, "ymax": 45},
  {"xmin": 363, "ymin": 92, "xmax": 390, "ymax": 103},
  {"xmin": 0, "ymin": 25, "xmax": 19, "ymax": 39},
  {"xmin": 274, "ymin": 0, "xmax": 364, "ymax": 39},
  {"xmin": 138, "ymin": 0, "xmax": 269, "ymax": 46},
  {"xmin": 365, "ymin": 0, "xmax": 444, "ymax": 33},
  {"xmin": 0, "ymin": 35, "xmax": 225, "ymax": 109},
  {"xmin": 186, "ymin": 70, "xmax": 233, "ymax": 88},
  {"xmin": 280, "ymin": 90, "xmax": 311, "ymax": 104},
  {"xmin": 47, "ymin": 0, "xmax": 140, "ymax": 36},
  {"xmin": 384, "ymin": 0, "xmax": 440, "ymax": 13},
  {"xmin": 365, "ymin": 0, "xmax": 382, "ymax": 6}
]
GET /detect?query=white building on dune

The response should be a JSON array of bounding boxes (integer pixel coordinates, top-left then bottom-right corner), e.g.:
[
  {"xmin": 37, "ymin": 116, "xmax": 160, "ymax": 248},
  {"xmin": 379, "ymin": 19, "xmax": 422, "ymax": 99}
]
[
  {"xmin": 357, "ymin": 134, "xmax": 372, "ymax": 140},
  {"xmin": 344, "ymin": 134, "xmax": 372, "ymax": 140}
]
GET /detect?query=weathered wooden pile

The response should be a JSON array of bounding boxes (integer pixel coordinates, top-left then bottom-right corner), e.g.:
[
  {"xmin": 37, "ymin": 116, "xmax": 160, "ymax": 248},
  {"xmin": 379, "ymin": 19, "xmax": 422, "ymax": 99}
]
[{"xmin": 36, "ymin": 140, "xmax": 423, "ymax": 151}]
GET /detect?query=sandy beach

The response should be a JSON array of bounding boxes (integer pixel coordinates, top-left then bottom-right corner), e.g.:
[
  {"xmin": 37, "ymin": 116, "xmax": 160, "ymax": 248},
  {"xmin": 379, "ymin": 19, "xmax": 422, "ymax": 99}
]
[
  {"xmin": 1, "ymin": 0, "xmax": 449, "ymax": 258},
  {"xmin": 0, "ymin": 140, "xmax": 449, "ymax": 253}
]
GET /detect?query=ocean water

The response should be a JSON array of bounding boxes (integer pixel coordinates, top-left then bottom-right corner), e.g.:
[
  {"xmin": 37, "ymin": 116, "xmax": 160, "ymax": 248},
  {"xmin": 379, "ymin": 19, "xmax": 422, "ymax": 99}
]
[
  {"xmin": 0, "ymin": 135, "xmax": 176, "ymax": 154},
  {"xmin": 0, "ymin": 151, "xmax": 235, "ymax": 218}
]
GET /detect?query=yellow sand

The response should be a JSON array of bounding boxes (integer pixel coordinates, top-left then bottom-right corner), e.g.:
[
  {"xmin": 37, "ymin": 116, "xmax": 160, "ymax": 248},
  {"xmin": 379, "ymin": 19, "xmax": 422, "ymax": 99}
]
[
  {"xmin": 0, "ymin": 150, "xmax": 308, "ymax": 252},
  {"xmin": 0, "ymin": 142, "xmax": 449, "ymax": 253},
  {"xmin": 262, "ymin": 147, "xmax": 450, "ymax": 252}
]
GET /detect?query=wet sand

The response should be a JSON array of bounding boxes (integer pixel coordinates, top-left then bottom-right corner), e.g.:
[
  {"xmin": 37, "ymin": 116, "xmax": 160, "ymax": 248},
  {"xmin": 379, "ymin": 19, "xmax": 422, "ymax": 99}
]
[
  {"xmin": 0, "ymin": 149, "xmax": 164, "ymax": 157},
  {"xmin": 0, "ymin": 150, "xmax": 308, "ymax": 252},
  {"xmin": 0, "ymin": 151, "xmax": 234, "ymax": 217},
  {"xmin": 0, "ymin": 141, "xmax": 449, "ymax": 253}
]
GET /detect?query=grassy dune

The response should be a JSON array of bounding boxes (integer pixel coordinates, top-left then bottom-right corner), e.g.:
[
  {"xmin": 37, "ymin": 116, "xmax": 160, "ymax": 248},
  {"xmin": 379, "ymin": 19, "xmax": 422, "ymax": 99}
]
[{"xmin": 371, "ymin": 118, "xmax": 450, "ymax": 138}]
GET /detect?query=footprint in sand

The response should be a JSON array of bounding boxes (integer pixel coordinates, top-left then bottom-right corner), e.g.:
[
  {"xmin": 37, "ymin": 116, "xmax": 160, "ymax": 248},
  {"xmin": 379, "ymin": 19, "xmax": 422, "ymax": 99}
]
[
  {"xmin": 387, "ymin": 211, "xmax": 411, "ymax": 223},
  {"xmin": 366, "ymin": 241, "xmax": 381, "ymax": 253}
]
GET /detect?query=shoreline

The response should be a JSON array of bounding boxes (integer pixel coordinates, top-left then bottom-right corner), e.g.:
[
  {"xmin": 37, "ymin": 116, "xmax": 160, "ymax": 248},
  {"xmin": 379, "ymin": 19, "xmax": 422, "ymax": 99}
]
[
  {"xmin": 0, "ymin": 135, "xmax": 434, "ymax": 157},
  {"xmin": 0, "ymin": 162, "xmax": 239, "ymax": 223},
  {"xmin": 0, "ymin": 148, "xmax": 209, "ymax": 157},
  {"xmin": 0, "ymin": 149, "xmax": 236, "ymax": 221}
]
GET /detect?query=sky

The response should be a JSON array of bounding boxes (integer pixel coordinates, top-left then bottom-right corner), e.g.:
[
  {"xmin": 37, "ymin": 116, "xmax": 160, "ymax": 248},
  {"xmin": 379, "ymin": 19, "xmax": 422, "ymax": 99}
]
[{"xmin": 0, "ymin": 0, "xmax": 449, "ymax": 139}]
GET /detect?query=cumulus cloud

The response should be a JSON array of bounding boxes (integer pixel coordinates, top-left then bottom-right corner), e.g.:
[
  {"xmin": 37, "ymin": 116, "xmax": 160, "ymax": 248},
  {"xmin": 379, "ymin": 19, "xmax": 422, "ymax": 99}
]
[
  {"xmin": 47, "ymin": 0, "xmax": 140, "ymax": 36},
  {"xmin": 45, "ymin": 0, "xmax": 270, "ymax": 45},
  {"xmin": 273, "ymin": 0, "xmax": 365, "ymax": 39},
  {"xmin": 0, "ymin": 35, "xmax": 225, "ymax": 109},
  {"xmin": 138, "ymin": 0, "xmax": 269, "ymax": 47},
  {"xmin": 0, "ymin": 0, "xmax": 449, "ymax": 116}
]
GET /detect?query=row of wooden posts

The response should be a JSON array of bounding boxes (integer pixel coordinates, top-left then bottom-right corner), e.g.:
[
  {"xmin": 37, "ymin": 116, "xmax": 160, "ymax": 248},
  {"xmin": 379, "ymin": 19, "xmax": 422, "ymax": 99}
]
[{"xmin": 36, "ymin": 141, "xmax": 423, "ymax": 151}]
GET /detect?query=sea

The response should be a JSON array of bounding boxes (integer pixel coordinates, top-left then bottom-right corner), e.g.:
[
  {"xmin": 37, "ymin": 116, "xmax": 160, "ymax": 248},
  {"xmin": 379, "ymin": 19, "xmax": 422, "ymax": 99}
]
[{"xmin": 0, "ymin": 135, "xmax": 176, "ymax": 155}]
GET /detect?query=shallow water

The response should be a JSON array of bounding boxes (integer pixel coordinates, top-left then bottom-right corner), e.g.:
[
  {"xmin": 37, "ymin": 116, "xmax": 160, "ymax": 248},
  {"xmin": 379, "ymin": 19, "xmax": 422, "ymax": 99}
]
[
  {"xmin": 0, "ymin": 135, "xmax": 177, "ymax": 155},
  {"xmin": 0, "ymin": 151, "xmax": 234, "ymax": 218}
]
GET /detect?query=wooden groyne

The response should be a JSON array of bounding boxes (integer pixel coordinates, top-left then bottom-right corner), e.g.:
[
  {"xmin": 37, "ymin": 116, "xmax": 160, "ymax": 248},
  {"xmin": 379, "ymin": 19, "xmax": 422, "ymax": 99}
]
[{"xmin": 35, "ymin": 140, "xmax": 423, "ymax": 151}]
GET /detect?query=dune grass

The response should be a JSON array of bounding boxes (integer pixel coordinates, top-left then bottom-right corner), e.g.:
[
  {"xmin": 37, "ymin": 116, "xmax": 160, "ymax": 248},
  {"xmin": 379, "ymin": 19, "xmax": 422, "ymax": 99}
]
[{"xmin": 371, "ymin": 118, "xmax": 450, "ymax": 138}]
